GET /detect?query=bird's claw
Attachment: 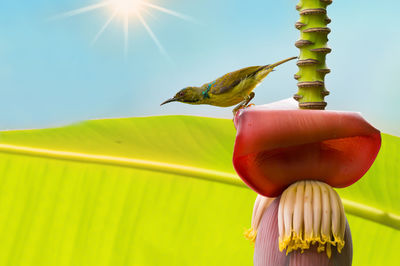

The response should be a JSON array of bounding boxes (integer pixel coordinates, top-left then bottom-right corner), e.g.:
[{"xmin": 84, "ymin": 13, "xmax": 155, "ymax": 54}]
[
  {"xmin": 233, "ymin": 92, "xmax": 255, "ymax": 116},
  {"xmin": 232, "ymin": 103, "xmax": 255, "ymax": 116}
]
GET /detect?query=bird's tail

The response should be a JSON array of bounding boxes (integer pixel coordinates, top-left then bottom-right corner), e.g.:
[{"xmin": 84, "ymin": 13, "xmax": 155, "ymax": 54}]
[{"xmin": 267, "ymin": 56, "xmax": 298, "ymax": 69}]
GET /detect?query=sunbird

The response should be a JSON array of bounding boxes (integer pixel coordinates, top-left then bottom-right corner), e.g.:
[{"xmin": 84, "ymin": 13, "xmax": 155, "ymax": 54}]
[{"xmin": 161, "ymin": 56, "xmax": 297, "ymax": 113}]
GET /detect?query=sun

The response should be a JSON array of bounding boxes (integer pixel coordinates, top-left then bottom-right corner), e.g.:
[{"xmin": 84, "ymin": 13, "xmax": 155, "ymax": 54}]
[
  {"xmin": 52, "ymin": 0, "xmax": 194, "ymax": 57},
  {"xmin": 111, "ymin": 0, "xmax": 143, "ymax": 16}
]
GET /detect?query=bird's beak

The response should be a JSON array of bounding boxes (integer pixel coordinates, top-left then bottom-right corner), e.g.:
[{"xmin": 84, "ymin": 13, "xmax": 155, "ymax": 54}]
[
  {"xmin": 268, "ymin": 56, "xmax": 298, "ymax": 69},
  {"xmin": 160, "ymin": 97, "xmax": 178, "ymax": 106}
]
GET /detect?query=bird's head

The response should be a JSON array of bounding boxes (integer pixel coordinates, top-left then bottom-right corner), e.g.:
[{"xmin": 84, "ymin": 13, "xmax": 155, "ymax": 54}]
[{"xmin": 161, "ymin": 87, "xmax": 202, "ymax": 105}]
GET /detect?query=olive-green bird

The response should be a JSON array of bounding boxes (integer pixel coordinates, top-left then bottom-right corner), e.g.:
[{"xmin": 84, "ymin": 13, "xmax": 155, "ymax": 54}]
[{"xmin": 161, "ymin": 56, "xmax": 297, "ymax": 113}]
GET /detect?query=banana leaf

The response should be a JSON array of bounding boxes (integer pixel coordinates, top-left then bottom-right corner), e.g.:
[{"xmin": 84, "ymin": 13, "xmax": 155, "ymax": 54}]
[{"xmin": 0, "ymin": 116, "xmax": 398, "ymax": 265}]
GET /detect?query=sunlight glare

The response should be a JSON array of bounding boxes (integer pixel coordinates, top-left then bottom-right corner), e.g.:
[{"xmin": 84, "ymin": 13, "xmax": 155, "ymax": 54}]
[
  {"xmin": 53, "ymin": 0, "xmax": 195, "ymax": 57},
  {"xmin": 111, "ymin": 0, "xmax": 143, "ymax": 15}
]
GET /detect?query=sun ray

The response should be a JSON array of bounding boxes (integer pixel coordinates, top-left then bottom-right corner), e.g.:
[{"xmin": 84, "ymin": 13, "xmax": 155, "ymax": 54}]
[
  {"xmin": 51, "ymin": 0, "xmax": 195, "ymax": 58},
  {"xmin": 141, "ymin": 6, "xmax": 158, "ymax": 20},
  {"xmin": 135, "ymin": 11, "xmax": 171, "ymax": 61},
  {"xmin": 91, "ymin": 9, "xmax": 119, "ymax": 45},
  {"xmin": 142, "ymin": 2, "xmax": 196, "ymax": 22},
  {"xmin": 49, "ymin": 1, "xmax": 112, "ymax": 20}
]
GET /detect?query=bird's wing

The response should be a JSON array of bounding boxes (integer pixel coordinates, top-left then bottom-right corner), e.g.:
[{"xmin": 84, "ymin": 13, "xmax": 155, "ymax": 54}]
[{"xmin": 209, "ymin": 65, "xmax": 266, "ymax": 95}]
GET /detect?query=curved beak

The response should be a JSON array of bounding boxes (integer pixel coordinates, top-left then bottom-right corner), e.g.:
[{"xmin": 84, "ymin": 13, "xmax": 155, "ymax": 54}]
[
  {"xmin": 268, "ymin": 56, "xmax": 298, "ymax": 69},
  {"xmin": 160, "ymin": 97, "xmax": 178, "ymax": 106}
]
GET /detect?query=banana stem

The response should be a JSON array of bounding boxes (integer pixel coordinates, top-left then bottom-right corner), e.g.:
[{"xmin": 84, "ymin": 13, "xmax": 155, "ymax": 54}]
[{"xmin": 294, "ymin": 0, "xmax": 332, "ymax": 110}]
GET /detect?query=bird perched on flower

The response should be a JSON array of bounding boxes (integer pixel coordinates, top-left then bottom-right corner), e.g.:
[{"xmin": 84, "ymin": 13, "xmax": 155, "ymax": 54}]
[{"xmin": 161, "ymin": 56, "xmax": 297, "ymax": 114}]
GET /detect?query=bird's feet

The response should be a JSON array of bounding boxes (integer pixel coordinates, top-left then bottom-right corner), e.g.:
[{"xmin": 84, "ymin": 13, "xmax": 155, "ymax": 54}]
[
  {"xmin": 232, "ymin": 102, "xmax": 256, "ymax": 116},
  {"xmin": 232, "ymin": 92, "xmax": 255, "ymax": 115}
]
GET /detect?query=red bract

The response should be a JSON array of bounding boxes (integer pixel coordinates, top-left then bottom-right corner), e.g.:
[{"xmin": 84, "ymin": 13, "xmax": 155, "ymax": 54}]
[{"xmin": 233, "ymin": 107, "xmax": 381, "ymax": 197}]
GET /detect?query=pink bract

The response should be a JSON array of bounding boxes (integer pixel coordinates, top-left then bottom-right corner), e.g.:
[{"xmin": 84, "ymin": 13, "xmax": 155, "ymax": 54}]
[{"xmin": 233, "ymin": 107, "xmax": 381, "ymax": 197}]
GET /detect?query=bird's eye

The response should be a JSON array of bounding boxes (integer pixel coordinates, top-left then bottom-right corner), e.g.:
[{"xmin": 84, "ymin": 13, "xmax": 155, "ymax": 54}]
[{"xmin": 178, "ymin": 91, "xmax": 185, "ymax": 96}]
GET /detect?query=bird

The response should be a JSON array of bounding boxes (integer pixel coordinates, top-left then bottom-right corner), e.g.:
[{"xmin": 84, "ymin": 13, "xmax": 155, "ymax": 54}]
[{"xmin": 161, "ymin": 56, "xmax": 297, "ymax": 114}]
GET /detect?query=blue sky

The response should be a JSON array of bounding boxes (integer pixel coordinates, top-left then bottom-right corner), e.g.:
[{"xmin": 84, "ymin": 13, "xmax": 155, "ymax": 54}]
[{"xmin": 1, "ymin": 0, "xmax": 399, "ymax": 135}]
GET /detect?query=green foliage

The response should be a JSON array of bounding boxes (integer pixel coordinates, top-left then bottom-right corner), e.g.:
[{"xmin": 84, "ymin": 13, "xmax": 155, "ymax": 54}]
[{"xmin": 0, "ymin": 116, "xmax": 399, "ymax": 265}]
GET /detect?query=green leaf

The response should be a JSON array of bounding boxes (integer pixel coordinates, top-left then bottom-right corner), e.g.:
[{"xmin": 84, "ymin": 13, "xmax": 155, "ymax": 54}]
[{"xmin": 0, "ymin": 116, "xmax": 399, "ymax": 265}]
